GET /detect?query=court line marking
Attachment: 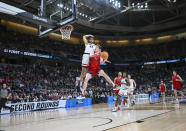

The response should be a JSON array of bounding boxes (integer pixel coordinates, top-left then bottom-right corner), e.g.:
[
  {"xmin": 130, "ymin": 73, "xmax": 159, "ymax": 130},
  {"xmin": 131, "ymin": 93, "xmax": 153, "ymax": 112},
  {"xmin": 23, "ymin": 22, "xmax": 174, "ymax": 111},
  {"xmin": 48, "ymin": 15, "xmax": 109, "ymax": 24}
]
[
  {"xmin": 103, "ymin": 108, "xmax": 178, "ymax": 131},
  {"xmin": 0, "ymin": 104, "xmax": 178, "ymax": 128},
  {"xmin": 93, "ymin": 118, "xmax": 113, "ymax": 128},
  {"xmin": 0, "ymin": 103, "xmax": 176, "ymax": 127},
  {"xmin": 0, "ymin": 107, "xmax": 112, "ymax": 127}
]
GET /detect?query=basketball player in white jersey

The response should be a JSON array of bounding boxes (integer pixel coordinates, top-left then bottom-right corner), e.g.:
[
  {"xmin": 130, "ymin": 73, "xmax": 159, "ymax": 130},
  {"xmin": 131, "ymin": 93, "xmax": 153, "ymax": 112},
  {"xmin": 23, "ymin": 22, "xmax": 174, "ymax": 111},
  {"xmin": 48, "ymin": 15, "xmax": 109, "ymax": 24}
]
[
  {"xmin": 112, "ymin": 72, "xmax": 130, "ymax": 112},
  {"xmin": 128, "ymin": 74, "xmax": 136, "ymax": 106},
  {"xmin": 79, "ymin": 34, "xmax": 97, "ymax": 91}
]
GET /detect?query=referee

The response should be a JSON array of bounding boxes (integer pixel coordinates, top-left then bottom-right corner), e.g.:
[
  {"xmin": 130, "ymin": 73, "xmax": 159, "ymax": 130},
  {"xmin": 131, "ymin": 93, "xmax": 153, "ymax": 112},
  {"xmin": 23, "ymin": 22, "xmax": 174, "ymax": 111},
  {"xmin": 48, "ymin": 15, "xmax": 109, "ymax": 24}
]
[{"xmin": 0, "ymin": 83, "xmax": 13, "ymax": 113}]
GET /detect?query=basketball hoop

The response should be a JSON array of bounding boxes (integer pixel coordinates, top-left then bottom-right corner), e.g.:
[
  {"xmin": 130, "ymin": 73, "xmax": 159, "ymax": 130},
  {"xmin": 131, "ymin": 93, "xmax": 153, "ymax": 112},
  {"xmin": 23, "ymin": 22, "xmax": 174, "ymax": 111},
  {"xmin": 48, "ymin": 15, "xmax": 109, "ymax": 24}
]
[{"xmin": 59, "ymin": 25, "xmax": 74, "ymax": 40}]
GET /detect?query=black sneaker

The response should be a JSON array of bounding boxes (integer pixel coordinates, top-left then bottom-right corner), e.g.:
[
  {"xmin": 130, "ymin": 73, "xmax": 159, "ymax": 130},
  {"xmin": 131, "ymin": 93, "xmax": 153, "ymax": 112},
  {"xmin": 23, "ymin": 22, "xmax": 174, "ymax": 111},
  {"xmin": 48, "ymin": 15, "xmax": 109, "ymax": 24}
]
[
  {"xmin": 131, "ymin": 101, "xmax": 135, "ymax": 106},
  {"xmin": 10, "ymin": 108, "xmax": 14, "ymax": 113}
]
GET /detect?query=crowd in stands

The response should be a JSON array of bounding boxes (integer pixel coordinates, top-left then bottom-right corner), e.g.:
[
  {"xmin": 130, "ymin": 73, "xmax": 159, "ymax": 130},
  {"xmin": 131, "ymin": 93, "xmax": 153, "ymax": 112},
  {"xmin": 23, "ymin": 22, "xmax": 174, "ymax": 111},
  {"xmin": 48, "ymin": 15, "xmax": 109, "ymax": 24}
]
[
  {"xmin": 0, "ymin": 63, "xmax": 114, "ymax": 104},
  {"xmin": 0, "ymin": 62, "xmax": 185, "ymax": 104}
]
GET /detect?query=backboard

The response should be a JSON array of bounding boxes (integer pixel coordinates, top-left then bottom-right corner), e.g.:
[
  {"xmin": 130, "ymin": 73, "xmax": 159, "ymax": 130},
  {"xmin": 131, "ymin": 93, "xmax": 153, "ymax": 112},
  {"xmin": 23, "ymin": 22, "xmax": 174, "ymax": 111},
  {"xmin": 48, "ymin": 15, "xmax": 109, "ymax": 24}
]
[{"xmin": 38, "ymin": 0, "xmax": 77, "ymax": 37}]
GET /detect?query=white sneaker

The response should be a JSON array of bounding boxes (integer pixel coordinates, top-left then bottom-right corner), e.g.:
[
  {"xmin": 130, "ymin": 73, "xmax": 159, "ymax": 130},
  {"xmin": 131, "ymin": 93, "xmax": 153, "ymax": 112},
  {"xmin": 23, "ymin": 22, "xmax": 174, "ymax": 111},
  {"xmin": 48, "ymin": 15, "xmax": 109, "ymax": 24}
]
[{"xmin": 112, "ymin": 107, "xmax": 117, "ymax": 112}]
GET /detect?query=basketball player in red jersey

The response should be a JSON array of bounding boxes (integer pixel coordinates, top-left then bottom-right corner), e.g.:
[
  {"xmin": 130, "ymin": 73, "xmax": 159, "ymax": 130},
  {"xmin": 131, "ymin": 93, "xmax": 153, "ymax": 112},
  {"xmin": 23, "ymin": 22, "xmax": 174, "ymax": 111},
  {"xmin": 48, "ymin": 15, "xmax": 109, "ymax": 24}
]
[
  {"xmin": 82, "ymin": 45, "xmax": 115, "ymax": 96},
  {"xmin": 160, "ymin": 80, "xmax": 166, "ymax": 103},
  {"xmin": 113, "ymin": 72, "xmax": 122, "ymax": 111},
  {"xmin": 112, "ymin": 72, "xmax": 130, "ymax": 112},
  {"xmin": 172, "ymin": 71, "xmax": 184, "ymax": 103}
]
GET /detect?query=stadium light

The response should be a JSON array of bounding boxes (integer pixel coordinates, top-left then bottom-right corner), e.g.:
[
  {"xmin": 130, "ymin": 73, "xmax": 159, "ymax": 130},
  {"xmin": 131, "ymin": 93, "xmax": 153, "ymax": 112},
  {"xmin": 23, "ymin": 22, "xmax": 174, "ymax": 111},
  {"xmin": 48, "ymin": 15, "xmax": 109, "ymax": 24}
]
[
  {"xmin": 132, "ymin": 2, "xmax": 148, "ymax": 9},
  {"xmin": 168, "ymin": 0, "xmax": 176, "ymax": 3},
  {"xmin": 57, "ymin": 4, "xmax": 89, "ymax": 19},
  {"xmin": 137, "ymin": 3, "xmax": 140, "ymax": 9},
  {"xmin": 57, "ymin": 4, "xmax": 63, "ymax": 8},
  {"xmin": 108, "ymin": 0, "xmax": 121, "ymax": 9}
]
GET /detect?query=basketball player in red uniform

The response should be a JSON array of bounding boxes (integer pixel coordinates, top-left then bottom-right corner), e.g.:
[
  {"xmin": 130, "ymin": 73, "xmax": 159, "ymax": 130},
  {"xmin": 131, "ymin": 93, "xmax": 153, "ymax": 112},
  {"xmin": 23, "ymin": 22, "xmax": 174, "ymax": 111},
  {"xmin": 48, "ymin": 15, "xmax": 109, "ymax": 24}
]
[
  {"xmin": 82, "ymin": 45, "xmax": 115, "ymax": 96},
  {"xmin": 113, "ymin": 72, "xmax": 122, "ymax": 111},
  {"xmin": 172, "ymin": 71, "xmax": 184, "ymax": 103},
  {"xmin": 159, "ymin": 80, "xmax": 166, "ymax": 103},
  {"xmin": 112, "ymin": 72, "xmax": 130, "ymax": 112}
]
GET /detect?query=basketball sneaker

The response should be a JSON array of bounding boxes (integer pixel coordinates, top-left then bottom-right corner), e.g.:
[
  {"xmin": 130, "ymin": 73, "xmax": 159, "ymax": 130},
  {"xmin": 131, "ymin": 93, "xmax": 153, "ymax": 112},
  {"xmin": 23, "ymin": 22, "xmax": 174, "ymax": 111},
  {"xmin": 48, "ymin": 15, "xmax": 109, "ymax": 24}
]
[
  {"xmin": 131, "ymin": 101, "xmax": 135, "ymax": 106},
  {"xmin": 112, "ymin": 107, "xmax": 117, "ymax": 112}
]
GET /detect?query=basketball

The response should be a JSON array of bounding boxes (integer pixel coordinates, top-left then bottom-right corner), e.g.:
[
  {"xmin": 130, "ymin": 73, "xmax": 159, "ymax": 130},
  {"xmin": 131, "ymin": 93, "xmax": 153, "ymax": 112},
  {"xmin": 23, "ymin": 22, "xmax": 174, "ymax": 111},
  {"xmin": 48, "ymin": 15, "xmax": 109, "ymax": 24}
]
[{"xmin": 101, "ymin": 51, "xmax": 109, "ymax": 59}]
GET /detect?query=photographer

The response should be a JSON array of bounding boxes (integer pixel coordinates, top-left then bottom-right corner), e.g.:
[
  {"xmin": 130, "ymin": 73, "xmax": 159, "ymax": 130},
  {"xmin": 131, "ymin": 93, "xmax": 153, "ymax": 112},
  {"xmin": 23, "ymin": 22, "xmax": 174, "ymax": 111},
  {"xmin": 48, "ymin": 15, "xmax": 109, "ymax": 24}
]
[{"xmin": 0, "ymin": 83, "xmax": 13, "ymax": 113}]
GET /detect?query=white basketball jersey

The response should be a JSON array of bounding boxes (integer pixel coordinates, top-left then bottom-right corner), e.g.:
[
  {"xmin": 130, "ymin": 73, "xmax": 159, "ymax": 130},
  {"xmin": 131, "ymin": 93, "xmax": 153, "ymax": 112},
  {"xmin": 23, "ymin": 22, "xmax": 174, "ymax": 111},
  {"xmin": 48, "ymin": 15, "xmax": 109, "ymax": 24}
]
[
  {"xmin": 129, "ymin": 79, "xmax": 134, "ymax": 89},
  {"xmin": 121, "ymin": 78, "xmax": 126, "ymax": 84},
  {"xmin": 84, "ymin": 43, "xmax": 96, "ymax": 54},
  {"xmin": 121, "ymin": 78, "xmax": 127, "ymax": 89}
]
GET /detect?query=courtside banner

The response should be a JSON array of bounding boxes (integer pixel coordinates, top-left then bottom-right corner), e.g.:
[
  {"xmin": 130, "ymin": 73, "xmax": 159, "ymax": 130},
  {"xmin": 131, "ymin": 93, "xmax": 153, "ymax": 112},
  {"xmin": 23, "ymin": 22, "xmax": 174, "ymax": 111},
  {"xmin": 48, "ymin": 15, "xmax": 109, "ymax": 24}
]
[
  {"xmin": 0, "ymin": 100, "xmax": 66, "ymax": 114},
  {"xmin": 107, "ymin": 94, "xmax": 149, "ymax": 103}
]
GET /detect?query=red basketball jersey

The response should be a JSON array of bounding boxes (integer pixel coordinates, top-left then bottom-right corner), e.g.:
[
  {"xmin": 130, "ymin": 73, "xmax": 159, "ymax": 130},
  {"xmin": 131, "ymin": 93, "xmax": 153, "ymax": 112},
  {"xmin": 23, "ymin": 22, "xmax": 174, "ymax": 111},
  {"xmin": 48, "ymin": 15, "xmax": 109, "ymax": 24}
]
[
  {"xmin": 160, "ymin": 83, "xmax": 165, "ymax": 92},
  {"xmin": 88, "ymin": 54, "xmax": 100, "ymax": 75},
  {"xmin": 115, "ymin": 77, "xmax": 122, "ymax": 87},
  {"xmin": 172, "ymin": 75, "xmax": 181, "ymax": 90}
]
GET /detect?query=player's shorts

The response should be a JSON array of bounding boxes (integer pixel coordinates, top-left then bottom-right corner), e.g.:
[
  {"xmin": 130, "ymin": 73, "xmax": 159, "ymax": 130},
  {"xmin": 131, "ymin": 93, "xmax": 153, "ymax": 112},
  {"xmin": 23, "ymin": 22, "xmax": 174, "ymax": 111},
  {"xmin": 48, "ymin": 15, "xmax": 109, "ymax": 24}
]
[
  {"xmin": 128, "ymin": 88, "xmax": 134, "ymax": 94},
  {"xmin": 88, "ymin": 69, "xmax": 101, "ymax": 76},
  {"xmin": 160, "ymin": 88, "xmax": 165, "ymax": 92},
  {"xmin": 118, "ymin": 89, "xmax": 128, "ymax": 97},
  {"xmin": 81, "ymin": 53, "xmax": 90, "ymax": 67},
  {"xmin": 173, "ymin": 87, "xmax": 182, "ymax": 91},
  {"xmin": 115, "ymin": 90, "xmax": 120, "ymax": 95},
  {"xmin": 173, "ymin": 84, "xmax": 182, "ymax": 91}
]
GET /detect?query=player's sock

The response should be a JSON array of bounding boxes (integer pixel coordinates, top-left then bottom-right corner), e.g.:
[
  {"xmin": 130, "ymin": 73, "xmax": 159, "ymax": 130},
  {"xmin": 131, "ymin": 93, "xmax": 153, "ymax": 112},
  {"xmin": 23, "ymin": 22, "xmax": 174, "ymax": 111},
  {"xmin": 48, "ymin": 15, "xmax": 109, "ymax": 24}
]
[
  {"xmin": 81, "ymin": 89, "xmax": 86, "ymax": 97},
  {"xmin": 80, "ymin": 81, "xmax": 83, "ymax": 87},
  {"xmin": 117, "ymin": 107, "xmax": 120, "ymax": 111},
  {"xmin": 80, "ymin": 81, "xmax": 84, "ymax": 92},
  {"xmin": 176, "ymin": 99, "xmax": 179, "ymax": 103},
  {"xmin": 123, "ymin": 100, "xmax": 125, "ymax": 106}
]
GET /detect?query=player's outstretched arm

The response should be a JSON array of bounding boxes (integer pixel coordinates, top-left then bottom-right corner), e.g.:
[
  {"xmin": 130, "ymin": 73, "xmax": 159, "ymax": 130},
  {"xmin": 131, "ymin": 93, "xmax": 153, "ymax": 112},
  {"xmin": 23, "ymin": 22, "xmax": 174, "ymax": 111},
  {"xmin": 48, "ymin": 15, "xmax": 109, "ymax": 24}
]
[
  {"xmin": 177, "ymin": 75, "xmax": 183, "ymax": 82},
  {"xmin": 114, "ymin": 78, "xmax": 116, "ymax": 84},
  {"xmin": 83, "ymin": 34, "xmax": 94, "ymax": 45}
]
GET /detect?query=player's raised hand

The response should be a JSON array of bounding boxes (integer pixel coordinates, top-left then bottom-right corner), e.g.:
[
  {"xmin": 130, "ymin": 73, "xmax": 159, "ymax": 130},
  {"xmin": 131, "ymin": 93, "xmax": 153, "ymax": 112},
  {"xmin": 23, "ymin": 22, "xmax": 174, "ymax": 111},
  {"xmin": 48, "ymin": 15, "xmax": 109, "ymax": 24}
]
[
  {"xmin": 88, "ymin": 34, "xmax": 94, "ymax": 37},
  {"xmin": 105, "ymin": 60, "xmax": 111, "ymax": 63}
]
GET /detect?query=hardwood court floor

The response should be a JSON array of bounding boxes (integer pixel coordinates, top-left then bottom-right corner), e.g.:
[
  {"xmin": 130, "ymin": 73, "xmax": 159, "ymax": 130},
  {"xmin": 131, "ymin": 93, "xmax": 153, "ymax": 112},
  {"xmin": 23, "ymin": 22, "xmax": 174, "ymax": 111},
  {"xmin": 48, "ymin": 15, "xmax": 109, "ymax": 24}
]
[{"xmin": 0, "ymin": 103, "xmax": 185, "ymax": 131}]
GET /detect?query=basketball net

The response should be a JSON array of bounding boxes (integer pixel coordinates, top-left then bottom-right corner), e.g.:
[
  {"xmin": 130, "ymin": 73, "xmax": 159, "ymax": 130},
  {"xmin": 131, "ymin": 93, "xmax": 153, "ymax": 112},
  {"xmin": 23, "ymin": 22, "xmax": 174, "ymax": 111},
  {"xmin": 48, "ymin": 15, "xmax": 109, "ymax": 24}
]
[{"xmin": 59, "ymin": 25, "xmax": 73, "ymax": 40}]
